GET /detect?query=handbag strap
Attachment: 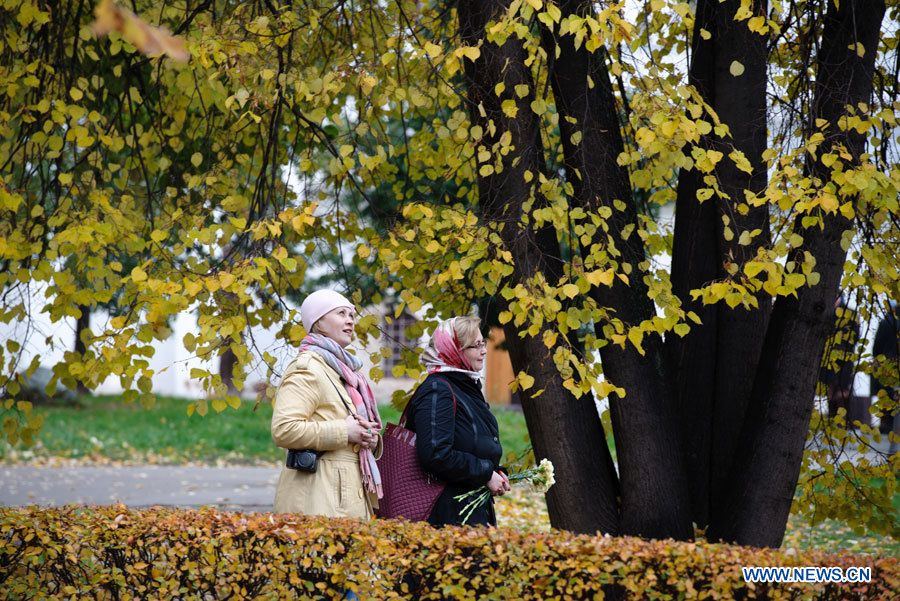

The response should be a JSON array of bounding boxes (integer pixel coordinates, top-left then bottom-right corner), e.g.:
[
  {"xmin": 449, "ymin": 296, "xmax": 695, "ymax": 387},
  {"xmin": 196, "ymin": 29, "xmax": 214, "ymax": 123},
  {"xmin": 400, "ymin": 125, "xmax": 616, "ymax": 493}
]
[{"xmin": 400, "ymin": 377, "xmax": 457, "ymax": 428}]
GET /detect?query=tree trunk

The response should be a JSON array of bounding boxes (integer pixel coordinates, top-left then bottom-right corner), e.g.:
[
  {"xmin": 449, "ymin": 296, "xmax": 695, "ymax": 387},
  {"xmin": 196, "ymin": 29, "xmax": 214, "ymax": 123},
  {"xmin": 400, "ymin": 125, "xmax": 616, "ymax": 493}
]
[
  {"xmin": 668, "ymin": 0, "xmax": 771, "ymax": 530},
  {"xmin": 710, "ymin": 0, "xmax": 886, "ymax": 547},
  {"xmin": 458, "ymin": 0, "xmax": 620, "ymax": 534},
  {"xmin": 541, "ymin": 0, "xmax": 692, "ymax": 540},
  {"xmin": 74, "ymin": 305, "xmax": 90, "ymax": 396},
  {"xmin": 219, "ymin": 344, "xmax": 239, "ymax": 395}
]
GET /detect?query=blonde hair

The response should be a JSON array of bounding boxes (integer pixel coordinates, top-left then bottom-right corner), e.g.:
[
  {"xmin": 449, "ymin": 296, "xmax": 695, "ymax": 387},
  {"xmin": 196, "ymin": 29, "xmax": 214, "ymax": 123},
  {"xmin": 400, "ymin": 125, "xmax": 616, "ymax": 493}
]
[{"xmin": 453, "ymin": 316, "xmax": 482, "ymax": 349}]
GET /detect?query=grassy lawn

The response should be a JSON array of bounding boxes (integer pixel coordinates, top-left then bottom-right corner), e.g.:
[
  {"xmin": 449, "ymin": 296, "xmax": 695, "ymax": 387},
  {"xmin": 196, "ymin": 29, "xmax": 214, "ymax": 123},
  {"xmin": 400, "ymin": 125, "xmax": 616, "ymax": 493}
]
[
  {"xmin": 3, "ymin": 394, "xmax": 896, "ymax": 556},
  {"xmin": 0, "ymin": 394, "xmax": 533, "ymax": 466}
]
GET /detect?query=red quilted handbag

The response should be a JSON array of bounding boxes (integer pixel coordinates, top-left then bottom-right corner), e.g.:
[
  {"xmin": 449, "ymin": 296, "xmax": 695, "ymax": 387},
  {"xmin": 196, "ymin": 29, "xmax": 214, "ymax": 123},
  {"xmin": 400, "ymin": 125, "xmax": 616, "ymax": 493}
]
[{"xmin": 376, "ymin": 379, "xmax": 456, "ymax": 521}]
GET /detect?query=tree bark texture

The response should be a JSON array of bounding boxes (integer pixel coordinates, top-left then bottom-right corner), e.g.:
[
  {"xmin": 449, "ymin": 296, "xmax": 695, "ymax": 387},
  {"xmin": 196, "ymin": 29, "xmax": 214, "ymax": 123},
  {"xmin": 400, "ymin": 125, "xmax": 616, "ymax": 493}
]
[
  {"xmin": 541, "ymin": 0, "xmax": 693, "ymax": 540},
  {"xmin": 710, "ymin": 0, "xmax": 886, "ymax": 547},
  {"xmin": 458, "ymin": 0, "xmax": 620, "ymax": 534},
  {"xmin": 668, "ymin": 0, "xmax": 772, "ymax": 529}
]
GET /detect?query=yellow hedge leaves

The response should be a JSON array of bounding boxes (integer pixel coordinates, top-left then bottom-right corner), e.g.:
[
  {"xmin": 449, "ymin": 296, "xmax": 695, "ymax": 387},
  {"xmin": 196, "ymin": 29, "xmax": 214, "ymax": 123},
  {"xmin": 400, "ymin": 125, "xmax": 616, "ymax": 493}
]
[{"xmin": 1, "ymin": 506, "xmax": 897, "ymax": 600}]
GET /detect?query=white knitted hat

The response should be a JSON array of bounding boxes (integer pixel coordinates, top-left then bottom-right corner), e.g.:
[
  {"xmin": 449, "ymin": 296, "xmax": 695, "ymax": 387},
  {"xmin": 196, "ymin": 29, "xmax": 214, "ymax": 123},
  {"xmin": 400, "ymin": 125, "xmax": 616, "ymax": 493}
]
[{"xmin": 300, "ymin": 289, "xmax": 354, "ymax": 332}]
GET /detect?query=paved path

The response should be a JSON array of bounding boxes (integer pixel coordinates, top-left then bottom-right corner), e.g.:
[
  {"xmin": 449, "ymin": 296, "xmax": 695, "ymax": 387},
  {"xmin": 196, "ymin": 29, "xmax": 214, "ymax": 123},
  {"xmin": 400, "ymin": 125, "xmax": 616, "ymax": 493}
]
[
  {"xmin": 1, "ymin": 433, "xmax": 893, "ymax": 512},
  {"xmin": 1, "ymin": 465, "xmax": 279, "ymax": 512}
]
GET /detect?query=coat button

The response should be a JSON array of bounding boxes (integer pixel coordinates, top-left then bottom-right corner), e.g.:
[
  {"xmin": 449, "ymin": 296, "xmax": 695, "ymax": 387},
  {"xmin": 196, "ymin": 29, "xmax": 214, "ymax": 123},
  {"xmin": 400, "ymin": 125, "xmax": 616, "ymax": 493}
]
[{"xmin": 493, "ymin": 436, "xmax": 498, "ymax": 442}]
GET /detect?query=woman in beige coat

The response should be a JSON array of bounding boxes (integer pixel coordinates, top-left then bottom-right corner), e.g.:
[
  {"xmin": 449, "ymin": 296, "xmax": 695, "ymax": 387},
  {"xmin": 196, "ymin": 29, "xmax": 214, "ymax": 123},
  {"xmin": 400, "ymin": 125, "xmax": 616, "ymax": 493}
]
[{"xmin": 272, "ymin": 289, "xmax": 383, "ymax": 518}]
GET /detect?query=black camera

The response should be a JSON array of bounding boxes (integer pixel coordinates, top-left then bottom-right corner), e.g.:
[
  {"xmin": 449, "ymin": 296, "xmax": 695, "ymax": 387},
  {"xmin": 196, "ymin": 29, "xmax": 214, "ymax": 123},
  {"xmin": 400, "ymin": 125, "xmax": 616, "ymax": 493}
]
[{"xmin": 286, "ymin": 449, "xmax": 321, "ymax": 473}]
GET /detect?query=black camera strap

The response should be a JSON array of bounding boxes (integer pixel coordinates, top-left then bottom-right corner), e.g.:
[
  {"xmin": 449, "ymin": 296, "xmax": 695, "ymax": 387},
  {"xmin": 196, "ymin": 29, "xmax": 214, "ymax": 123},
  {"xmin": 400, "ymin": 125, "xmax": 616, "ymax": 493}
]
[{"xmin": 325, "ymin": 375, "xmax": 356, "ymax": 417}]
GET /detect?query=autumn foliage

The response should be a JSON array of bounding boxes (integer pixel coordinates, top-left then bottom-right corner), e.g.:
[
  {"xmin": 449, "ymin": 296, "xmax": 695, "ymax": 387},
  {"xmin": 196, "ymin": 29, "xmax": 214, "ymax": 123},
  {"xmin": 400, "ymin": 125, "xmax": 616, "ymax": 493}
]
[
  {"xmin": 1, "ymin": 0, "xmax": 898, "ymax": 545},
  {"xmin": 0, "ymin": 506, "xmax": 897, "ymax": 600}
]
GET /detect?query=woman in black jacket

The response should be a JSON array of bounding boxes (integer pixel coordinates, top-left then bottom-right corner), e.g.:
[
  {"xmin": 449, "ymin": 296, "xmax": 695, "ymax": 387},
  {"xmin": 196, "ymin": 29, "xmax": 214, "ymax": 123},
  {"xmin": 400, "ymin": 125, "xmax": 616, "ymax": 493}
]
[{"xmin": 407, "ymin": 316, "xmax": 509, "ymax": 526}]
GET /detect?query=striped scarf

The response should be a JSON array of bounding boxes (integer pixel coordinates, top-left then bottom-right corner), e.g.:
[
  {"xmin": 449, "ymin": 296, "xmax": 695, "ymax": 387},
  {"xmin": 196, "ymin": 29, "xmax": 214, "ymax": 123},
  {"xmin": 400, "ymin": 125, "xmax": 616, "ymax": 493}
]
[{"xmin": 299, "ymin": 333, "xmax": 383, "ymax": 499}]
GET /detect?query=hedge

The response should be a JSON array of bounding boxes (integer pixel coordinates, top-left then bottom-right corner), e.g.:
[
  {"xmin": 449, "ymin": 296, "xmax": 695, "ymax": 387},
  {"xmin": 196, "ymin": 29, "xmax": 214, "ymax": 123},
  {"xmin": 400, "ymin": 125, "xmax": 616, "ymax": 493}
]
[{"xmin": 1, "ymin": 506, "xmax": 896, "ymax": 600}]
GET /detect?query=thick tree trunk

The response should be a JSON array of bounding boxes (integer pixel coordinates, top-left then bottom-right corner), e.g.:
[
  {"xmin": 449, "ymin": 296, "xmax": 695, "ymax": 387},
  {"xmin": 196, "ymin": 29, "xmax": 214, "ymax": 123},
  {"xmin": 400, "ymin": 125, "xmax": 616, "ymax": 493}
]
[
  {"xmin": 541, "ymin": 0, "xmax": 692, "ymax": 540},
  {"xmin": 710, "ymin": 0, "xmax": 885, "ymax": 547},
  {"xmin": 668, "ymin": 0, "xmax": 721, "ymax": 530},
  {"xmin": 669, "ymin": 0, "xmax": 771, "ymax": 529},
  {"xmin": 458, "ymin": 0, "xmax": 620, "ymax": 534}
]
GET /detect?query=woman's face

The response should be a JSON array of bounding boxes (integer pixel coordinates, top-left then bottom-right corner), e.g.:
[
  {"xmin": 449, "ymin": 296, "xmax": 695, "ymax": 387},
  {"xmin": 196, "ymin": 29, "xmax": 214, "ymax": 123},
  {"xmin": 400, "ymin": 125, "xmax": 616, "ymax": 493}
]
[
  {"xmin": 461, "ymin": 333, "xmax": 487, "ymax": 371},
  {"xmin": 315, "ymin": 306, "xmax": 356, "ymax": 347}
]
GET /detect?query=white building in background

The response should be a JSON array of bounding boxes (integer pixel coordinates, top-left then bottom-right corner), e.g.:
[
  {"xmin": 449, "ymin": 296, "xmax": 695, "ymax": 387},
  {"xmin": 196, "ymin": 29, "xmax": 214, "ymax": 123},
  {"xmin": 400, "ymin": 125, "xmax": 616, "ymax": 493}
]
[{"xmin": 1, "ymin": 284, "xmax": 420, "ymax": 402}]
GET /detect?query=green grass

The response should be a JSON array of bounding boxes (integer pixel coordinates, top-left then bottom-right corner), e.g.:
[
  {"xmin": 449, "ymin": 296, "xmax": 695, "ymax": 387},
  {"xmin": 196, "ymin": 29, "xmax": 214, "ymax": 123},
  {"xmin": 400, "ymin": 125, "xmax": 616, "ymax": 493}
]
[{"xmin": 1, "ymin": 395, "xmax": 532, "ymax": 465}]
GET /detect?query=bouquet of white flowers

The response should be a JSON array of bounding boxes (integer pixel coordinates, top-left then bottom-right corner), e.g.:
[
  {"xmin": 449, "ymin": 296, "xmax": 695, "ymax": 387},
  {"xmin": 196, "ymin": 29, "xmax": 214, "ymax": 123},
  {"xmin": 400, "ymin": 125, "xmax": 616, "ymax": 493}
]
[{"xmin": 455, "ymin": 458, "xmax": 556, "ymax": 525}]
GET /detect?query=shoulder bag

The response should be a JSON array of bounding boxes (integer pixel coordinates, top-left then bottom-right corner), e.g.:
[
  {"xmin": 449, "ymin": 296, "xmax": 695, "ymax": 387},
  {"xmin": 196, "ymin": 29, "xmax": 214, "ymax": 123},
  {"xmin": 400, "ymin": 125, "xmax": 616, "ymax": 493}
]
[{"xmin": 376, "ymin": 378, "xmax": 456, "ymax": 521}]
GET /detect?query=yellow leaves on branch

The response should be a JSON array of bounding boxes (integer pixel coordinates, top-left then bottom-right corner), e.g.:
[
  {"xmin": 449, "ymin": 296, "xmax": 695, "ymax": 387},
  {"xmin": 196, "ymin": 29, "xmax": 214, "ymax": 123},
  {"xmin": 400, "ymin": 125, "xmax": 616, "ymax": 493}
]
[{"xmin": 92, "ymin": 0, "xmax": 189, "ymax": 62}]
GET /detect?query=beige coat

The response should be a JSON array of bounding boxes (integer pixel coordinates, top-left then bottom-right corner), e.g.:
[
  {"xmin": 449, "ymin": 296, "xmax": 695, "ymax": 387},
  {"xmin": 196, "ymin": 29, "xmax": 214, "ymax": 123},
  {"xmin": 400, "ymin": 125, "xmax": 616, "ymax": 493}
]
[{"xmin": 271, "ymin": 351, "xmax": 380, "ymax": 518}]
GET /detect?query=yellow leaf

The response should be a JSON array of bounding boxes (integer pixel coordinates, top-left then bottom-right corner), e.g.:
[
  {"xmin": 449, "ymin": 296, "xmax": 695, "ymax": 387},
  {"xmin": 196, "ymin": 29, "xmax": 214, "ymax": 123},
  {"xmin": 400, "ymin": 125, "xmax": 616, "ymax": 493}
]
[
  {"xmin": 191, "ymin": 152, "xmax": 202, "ymax": 167},
  {"xmin": 729, "ymin": 61, "xmax": 745, "ymax": 76},
  {"xmin": 700, "ymin": 28, "xmax": 711, "ymax": 40},
  {"xmin": 674, "ymin": 323, "xmax": 690, "ymax": 337},
  {"xmin": 747, "ymin": 15, "xmax": 768, "ymax": 34},
  {"xmin": 501, "ymin": 99, "xmax": 519, "ymax": 118},
  {"xmin": 131, "ymin": 266, "xmax": 148, "ymax": 282},
  {"xmin": 729, "ymin": 149, "xmax": 753, "ymax": 174},
  {"xmin": 586, "ymin": 269, "xmax": 614, "ymax": 286},
  {"xmin": 744, "ymin": 262, "xmax": 765, "ymax": 278},
  {"xmin": 219, "ymin": 272, "xmax": 235, "ymax": 288},
  {"xmin": 627, "ymin": 328, "xmax": 645, "ymax": 355},
  {"xmin": 543, "ymin": 330, "xmax": 557, "ymax": 348},
  {"xmin": 184, "ymin": 280, "xmax": 203, "ymax": 297},
  {"xmin": 784, "ymin": 273, "xmax": 806, "ymax": 289},
  {"xmin": 69, "ymin": 87, "xmax": 83, "ymax": 101},
  {"xmin": 561, "ymin": 283, "xmax": 579, "ymax": 299},
  {"xmin": 839, "ymin": 202, "xmax": 854, "ymax": 220},
  {"xmin": 696, "ymin": 188, "xmax": 714, "ymax": 202},
  {"xmin": 211, "ymin": 398, "xmax": 227, "ymax": 413},
  {"xmin": 459, "ymin": 46, "xmax": 481, "ymax": 61},
  {"xmin": 424, "ymin": 41, "xmax": 443, "ymax": 57},
  {"xmin": 819, "ymin": 193, "xmax": 839, "ymax": 213},
  {"xmin": 517, "ymin": 371, "xmax": 535, "ymax": 391}
]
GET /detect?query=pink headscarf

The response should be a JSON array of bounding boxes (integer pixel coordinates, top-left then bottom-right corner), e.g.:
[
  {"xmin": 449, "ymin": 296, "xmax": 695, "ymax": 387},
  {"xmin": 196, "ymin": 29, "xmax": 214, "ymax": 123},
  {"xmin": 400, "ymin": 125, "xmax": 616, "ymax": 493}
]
[{"xmin": 421, "ymin": 318, "xmax": 483, "ymax": 381}]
